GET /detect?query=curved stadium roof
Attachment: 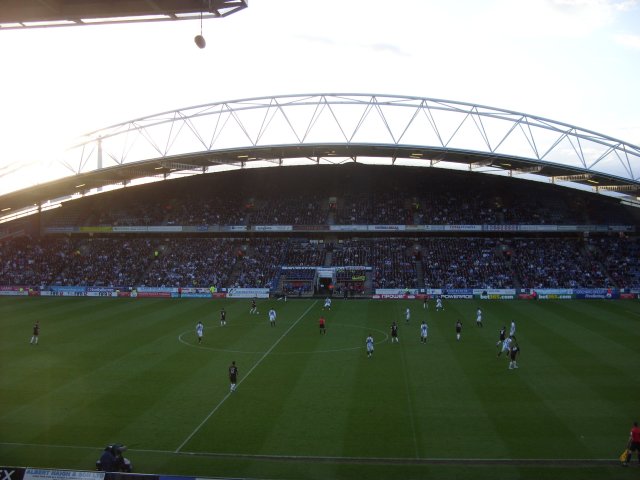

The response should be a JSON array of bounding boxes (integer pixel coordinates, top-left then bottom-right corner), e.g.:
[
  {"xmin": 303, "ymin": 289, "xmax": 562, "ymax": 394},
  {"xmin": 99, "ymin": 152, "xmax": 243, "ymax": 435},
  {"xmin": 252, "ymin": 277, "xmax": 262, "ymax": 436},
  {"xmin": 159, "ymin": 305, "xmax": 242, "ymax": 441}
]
[{"xmin": 1, "ymin": 93, "xmax": 639, "ymax": 220}]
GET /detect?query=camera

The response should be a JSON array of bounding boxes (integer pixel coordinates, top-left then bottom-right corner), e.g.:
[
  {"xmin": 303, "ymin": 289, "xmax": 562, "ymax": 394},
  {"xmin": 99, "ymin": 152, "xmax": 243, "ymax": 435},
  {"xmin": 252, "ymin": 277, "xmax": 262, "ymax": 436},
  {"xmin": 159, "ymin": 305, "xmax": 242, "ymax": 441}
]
[{"xmin": 96, "ymin": 443, "xmax": 133, "ymax": 472}]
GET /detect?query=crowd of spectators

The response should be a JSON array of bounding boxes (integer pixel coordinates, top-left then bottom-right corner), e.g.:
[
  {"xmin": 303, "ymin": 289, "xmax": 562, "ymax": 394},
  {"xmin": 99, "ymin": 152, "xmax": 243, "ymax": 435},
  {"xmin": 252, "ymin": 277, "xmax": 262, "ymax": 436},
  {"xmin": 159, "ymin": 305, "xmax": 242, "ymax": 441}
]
[
  {"xmin": 334, "ymin": 192, "xmax": 413, "ymax": 225},
  {"xmin": 585, "ymin": 236, "xmax": 640, "ymax": 288},
  {"xmin": 40, "ymin": 166, "xmax": 639, "ymax": 229},
  {"xmin": 419, "ymin": 238, "xmax": 512, "ymax": 289},
  {"xmin": 140, "ymin": 238, "xmax": 242, "ymax": 288},
  {"xmin": 0, "ymin": 236, "xmax": 72, "ymax": 286},
  {"xmin": 415, "ymin": 192, "xmax": 498, "ymax": 225},
  {"xmin": 163, "ymin": 196, "xmax": 247, "ymax": 226},
  {"xmin": 88, "ymin": 204, "xmax": 166, "ymax": 227},
  {"xmin": 247, "ymin": 194, "xmax": 328, "ymax": 226},
  {"xmin": 44, "ymin": 188, "xmax": 633, "ymax": 227},
  {"xmin": 58, "ymin": 238, "xmax": 157, "ymax": 287},
  {"xmin": 368, "ymin": 239, "xmax": 417, "ymax": 289},
  {"xmin": 231, "ymin": 238, "xmax": 287, "ymax": 289},
  {"xmin": 330, "ymin": 239, "xmax": 371, "ymax": 267},
  {"xmin": 281, "ymin": 240, "xmax": 327, "ymax": 266},
  {"xmin": 508, "ymin": 238, "xmax": 608, "ymax": 289},
  {"xmin": 1, "ymin": 234, "xmax": 638, "ymax": 290}
]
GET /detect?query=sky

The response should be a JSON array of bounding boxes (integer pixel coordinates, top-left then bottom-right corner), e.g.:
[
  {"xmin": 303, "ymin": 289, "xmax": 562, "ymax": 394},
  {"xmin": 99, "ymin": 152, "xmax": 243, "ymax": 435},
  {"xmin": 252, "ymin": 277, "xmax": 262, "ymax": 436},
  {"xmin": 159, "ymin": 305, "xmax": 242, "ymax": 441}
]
[{"xmin": 0, "ymin": 0, "xmax": 639, "ymax": 194}]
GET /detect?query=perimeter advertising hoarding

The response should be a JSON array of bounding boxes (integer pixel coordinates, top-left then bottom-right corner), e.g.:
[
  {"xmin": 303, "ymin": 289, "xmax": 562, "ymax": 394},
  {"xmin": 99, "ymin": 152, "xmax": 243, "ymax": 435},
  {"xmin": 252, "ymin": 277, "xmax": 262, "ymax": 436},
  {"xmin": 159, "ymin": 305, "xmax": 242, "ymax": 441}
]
[
  {"xmin": 147, "ymin": 226, "xmax": 183, "ymax": 233},
  {"xmin": 573, "ymin": 288, "xmax": 619, "ymax": 299},
  {"xmin": 112, "ymin": 225, "xmax": 182, "ymax": 233},
  {"xmin": 110, "ymin": 226, "xmax": 182, "ymax": 233},
  {"xmin": 532, "ymin": 289, "xmax": 574, "ymax": 300},
  {"xmin": 223, "ymin": 226, "xmax": 248, "ymax": 231},
  {"xmin": 431, "ymin": 288, "xmax": 473, "ymax": 299},
  {"xmin": 423, "ymin": 289, "xmax": 443, "ymax": 295},
  {"xmin": 1, "ymin": 467, "xmax": 25, "ymax": 480},
  {"xmin": 86, "ymin": 287, "xmax": 118, "ymax": 297},
  {"xmin": 1, "ymin": 468, "xmax": 177, "ymax": 480},
  {"xmin": 180, "ymin": 287, "xmax": 213, "ymax": 298},
  {"xmin": 482, "ymin": 225, "xmax": 521, "ymax": 232},
  {"xmin": 479, "ymin": 294, "xmax": 516, "ymax": 300},
  {"xmin": 79, "ymin": 226, "xmax": 113, "ymax": 233},
  {"xmin": 23, "ymin": 469, "xmax": 104, "ymax": 480},
  {"xmin": 111, "ymin": 226, "xmax": 148, "ymax": 233},
  {"xmin": 535, "ymin": 294, "xmax": 574, "ymax": 299},
  {"xmin": 368, "ymin": 225, "xmax": 405, "ymax": 231},
  {"xmin": 226, "ymin": 288, "xmax": 269, "ymax": 299},
  {"xmin": 0, "ymin": 286, "xmax": 29, "ymax": 296},
  {"xmin": 43, "ymin": 227, "xmax": 75, "ymax": 234},
  {"xmin": 134, "ymin": 287, "xmax": 179, "ymax": 298},
  {"xmin": 375, "ymin": 289, "xmax": 419, "ymax": 295},
  {"xmin": 293, "ymin": 225, "xmax": 328, "ymax": 231},
  {"xmin": 253, "ymin": 225, "xmax": 293, "ymax": 232},
  {"xmin": 476, "ymin": 289, "xmax": 516, "ymax": 300},
  {"xmin": 330, "ymin": 225, "xmax": 368, "ymax": 232},
  {"xmin": 1, "ymin": 467, "xmax": 205, "ymax": 480},
  {"xmin": 439, "ymin": 289, "xmax": 473, "ymax": 299},
  {"xmin": 517, "ymin": 225, "xmax": 557, "ymax": 232},
  {"xmin": 373, "ymin": 288, "xmax": 418, "ymax": 299},
  {"xmin": 372, "ymin": 294, "xmax": 417, "ymax": 299},
  {"xmin": 41, "ymin": 286, "xmax": 87, "ymax": 297},
  {"xmin": 444, "ymin": 225, "xmax": 482, "ymax": 232},
  {"xmin": 185, "ymin": 225, "xmax": 214, "ymax": 232}
]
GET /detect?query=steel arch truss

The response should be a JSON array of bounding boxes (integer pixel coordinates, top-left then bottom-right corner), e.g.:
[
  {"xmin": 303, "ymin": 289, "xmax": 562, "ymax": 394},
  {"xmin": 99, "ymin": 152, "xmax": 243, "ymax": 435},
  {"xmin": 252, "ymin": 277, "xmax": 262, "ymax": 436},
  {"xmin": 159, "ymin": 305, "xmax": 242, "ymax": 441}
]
[{"xmin": 59, "ymin": 94, "xmax": 640, "ymax": 196}]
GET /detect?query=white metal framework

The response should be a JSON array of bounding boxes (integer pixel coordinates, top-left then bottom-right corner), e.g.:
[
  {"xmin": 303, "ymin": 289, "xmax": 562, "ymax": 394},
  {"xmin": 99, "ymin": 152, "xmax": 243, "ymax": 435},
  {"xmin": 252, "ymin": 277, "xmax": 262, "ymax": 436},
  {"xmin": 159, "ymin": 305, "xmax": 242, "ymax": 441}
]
[{"xmin": 68, "ymin": 94, "xmax": 640, "ymax": 188}]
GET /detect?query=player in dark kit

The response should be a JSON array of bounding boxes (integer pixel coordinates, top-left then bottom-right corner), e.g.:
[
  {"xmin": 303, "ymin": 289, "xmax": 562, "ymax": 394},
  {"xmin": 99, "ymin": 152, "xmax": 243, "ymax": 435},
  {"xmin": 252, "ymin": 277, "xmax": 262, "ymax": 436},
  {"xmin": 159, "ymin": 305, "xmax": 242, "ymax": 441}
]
[
  {"xmin": 496, "ymin": 326, "xmax": 506, "ymax": 356},
  {"xmin": 319, "ymin": 316, "xmax": 326, "ymax": 334},
  {"xmin": 250, "ymin": 299, "xmax": 257, "ymax": 314},
  {"xmin": 229, "ymin": 361, "xmax": 238, "ymax": 392},
  {"xmin": 391, "ymin": 321, "xmax": 399, "ymax": 343},
  {"xmin": 508, "ymin": 340, "xmax": 520, "ymax": 369},
  {"xmin": 624, "ymin": 421, "xmax": 640, "ymax": 466},
  {"xmin": 220, "ymin": 308, "xmax": 227, "ymax": 326},
  {"xmin": 455, "ymin": 319, "xmax": 462, "ymax": 341},
  {"xmin": 30, "ymin": 320, "xmax": 40, "ymax": 345}
]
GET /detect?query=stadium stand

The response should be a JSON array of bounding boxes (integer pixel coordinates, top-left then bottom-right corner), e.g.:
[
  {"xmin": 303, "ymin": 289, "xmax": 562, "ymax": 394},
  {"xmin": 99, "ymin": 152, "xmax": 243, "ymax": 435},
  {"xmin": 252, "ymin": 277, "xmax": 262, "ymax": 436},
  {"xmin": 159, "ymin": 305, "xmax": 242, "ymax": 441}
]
[{"xmin": 2, "ymin": 165, "xmax": 638, "ymax": 291}]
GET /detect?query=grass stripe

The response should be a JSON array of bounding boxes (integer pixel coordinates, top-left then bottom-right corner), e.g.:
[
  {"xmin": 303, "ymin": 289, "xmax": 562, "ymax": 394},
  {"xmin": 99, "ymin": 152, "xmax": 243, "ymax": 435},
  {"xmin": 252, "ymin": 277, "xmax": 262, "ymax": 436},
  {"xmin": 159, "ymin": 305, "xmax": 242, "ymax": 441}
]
[
  {"xmin": 399, "ymin": 338, "xmax": 420, "ymax": 458},
  {"xmin": 174, "ymin": 300, "xmax": 318, "ymax": 453}
]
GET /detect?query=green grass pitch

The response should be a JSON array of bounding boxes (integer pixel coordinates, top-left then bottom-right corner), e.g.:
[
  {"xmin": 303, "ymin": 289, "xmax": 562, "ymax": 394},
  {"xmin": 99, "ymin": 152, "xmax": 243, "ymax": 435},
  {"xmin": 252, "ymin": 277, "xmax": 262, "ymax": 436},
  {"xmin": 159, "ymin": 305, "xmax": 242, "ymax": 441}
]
[{"xmin": 1, "ymin": 296, "xmax": 639, "ymax": 480}]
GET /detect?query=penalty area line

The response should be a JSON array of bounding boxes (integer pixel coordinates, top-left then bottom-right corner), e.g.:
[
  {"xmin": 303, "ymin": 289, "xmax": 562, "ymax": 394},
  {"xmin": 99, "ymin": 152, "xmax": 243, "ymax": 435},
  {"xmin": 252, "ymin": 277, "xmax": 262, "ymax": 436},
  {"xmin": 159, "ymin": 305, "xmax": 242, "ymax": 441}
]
[{"xmin": 174, "ymin": 300, "xmax": 318, "ymax": 454}]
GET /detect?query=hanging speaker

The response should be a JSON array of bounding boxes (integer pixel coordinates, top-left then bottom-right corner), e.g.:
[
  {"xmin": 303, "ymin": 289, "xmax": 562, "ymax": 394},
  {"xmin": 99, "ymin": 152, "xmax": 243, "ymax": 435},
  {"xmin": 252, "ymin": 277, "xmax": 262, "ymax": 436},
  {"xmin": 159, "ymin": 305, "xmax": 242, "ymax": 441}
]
[{"xmin": 194, "ymin": 35, "xmax": 206, "ymax": 49}]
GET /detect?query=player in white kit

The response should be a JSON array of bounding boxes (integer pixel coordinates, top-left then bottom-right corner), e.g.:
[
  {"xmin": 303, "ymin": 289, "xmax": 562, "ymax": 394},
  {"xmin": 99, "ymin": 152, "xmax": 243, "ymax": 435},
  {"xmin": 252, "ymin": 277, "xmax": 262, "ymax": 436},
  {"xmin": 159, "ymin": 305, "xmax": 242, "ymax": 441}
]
[
  {"xmin": 420, "ymin": 321, "xmax": 428, "ymax": 344},
  {"xmin": 196, "ymin": 321, "xmax": 204, "ymax": 344}
]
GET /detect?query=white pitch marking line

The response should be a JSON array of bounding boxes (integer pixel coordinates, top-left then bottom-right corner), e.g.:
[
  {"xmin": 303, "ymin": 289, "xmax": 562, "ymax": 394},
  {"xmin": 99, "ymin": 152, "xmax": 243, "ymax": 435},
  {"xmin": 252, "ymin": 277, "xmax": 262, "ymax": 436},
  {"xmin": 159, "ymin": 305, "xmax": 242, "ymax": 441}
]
[
  {"xmin": 0, "ymin": 442, "xmax": 617, "ymax": 464},
  {"xmin": 174, "ymin": 300, "xmax": 318, "ymax": 453}
]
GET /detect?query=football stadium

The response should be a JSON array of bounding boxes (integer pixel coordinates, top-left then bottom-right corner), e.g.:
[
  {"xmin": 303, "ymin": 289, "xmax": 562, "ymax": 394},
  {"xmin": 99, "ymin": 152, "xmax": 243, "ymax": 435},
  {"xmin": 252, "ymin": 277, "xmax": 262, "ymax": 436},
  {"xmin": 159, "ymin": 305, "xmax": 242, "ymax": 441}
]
[{"xmin": 1, "ymin": 3, "xmax": 640, "ymax": 480}]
